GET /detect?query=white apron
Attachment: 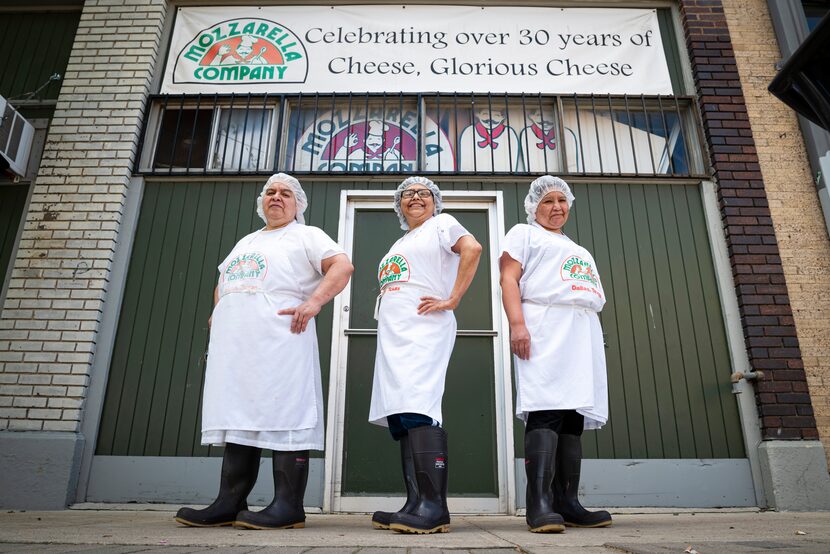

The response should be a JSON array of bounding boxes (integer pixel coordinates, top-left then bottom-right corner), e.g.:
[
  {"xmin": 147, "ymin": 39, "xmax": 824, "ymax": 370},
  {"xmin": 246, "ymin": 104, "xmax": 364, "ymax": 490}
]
[
  {"xmin": 368, "ymin": 213, "xmax": 471, "ymax": 426},
  {"xmin": 201, "ymin": 222, "xmax": 342, "ymax": 450},
  {"xmin": 502, "ymin": 223, "xmax": 609, "ymax": 430}
]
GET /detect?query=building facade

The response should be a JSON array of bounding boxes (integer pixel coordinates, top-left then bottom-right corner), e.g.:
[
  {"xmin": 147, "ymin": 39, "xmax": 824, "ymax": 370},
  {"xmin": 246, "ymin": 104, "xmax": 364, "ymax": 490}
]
[{"xmin": 1, "ymin": 0, "xmax": 829, "ymax": 512}]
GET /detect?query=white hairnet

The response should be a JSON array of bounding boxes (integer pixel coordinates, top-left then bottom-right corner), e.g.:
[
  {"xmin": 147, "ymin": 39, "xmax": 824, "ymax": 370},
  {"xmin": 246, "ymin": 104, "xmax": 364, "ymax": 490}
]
[
  {"xmin": 393, "ymin": 176, "xmax": 444, "ymax": 230},
  {"xmin": 524, "ymin": 175, "xmax": 575, "ymax": 224},
  {"xmin": 256, "ymin": 172, "xmax": 308, "ymax": 225}
]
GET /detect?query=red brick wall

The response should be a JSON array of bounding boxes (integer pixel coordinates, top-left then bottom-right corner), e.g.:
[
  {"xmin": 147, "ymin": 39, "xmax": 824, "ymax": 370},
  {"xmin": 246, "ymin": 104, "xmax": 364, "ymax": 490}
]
[{"xmin": 680, "ymin": 0, "xmax": 817, "ymax": 440}]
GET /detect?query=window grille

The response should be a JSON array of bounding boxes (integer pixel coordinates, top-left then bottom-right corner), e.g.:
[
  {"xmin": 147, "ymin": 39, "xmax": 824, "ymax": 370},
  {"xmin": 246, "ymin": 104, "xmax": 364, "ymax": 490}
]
[{"xmin": 136, "ymin": 93, "xmax": 707, "ymax": 178}]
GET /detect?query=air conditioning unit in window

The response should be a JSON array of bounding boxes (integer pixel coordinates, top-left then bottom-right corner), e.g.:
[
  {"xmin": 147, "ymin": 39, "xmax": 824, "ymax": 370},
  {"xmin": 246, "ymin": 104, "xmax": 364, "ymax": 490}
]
[{"xmin": 0, "ymin": 94, "xmax": 35, "ymax": 179}]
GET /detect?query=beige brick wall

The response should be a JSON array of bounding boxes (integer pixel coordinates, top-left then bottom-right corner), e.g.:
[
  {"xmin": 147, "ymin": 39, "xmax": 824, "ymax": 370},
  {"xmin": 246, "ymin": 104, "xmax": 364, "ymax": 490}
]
[
  {"xmin": 0, "ymin": 0, "xmax": 168, "ymax": 432},
  {"xmin": 722, "ymin": 0, "xmax": 830, "ymax": 465}
]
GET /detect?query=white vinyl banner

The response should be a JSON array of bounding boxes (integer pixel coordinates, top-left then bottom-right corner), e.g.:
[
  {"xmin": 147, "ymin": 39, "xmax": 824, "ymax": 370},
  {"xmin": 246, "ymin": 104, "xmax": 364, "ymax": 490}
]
[{"xmin": 162, "ymin": 5, "xmax": 673, "ymax": 95}]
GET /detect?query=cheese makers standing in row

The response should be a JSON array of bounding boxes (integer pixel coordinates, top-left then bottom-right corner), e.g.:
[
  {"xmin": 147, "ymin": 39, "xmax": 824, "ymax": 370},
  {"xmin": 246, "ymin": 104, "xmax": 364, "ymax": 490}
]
[{"xmin": 176, "ymin": 172, "xmax": 611, "ymax": 535}]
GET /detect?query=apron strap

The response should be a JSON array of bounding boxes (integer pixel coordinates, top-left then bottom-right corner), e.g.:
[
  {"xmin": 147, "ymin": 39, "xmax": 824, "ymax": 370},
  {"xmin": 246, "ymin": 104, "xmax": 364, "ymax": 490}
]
[{"xmin": 374, "ymin": 282, "xmax": 441, "ymax": 320}]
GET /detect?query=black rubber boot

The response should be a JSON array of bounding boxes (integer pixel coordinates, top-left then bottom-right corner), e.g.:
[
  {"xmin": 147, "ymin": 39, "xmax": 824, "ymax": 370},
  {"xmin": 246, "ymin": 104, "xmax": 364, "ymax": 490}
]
[
  {"xmin": 234, "ymin": 450, "xmax": 309, "ymax": 530},
  {"xmin": 372, "ymin": 435, "xmax": 418, "ymax": 530},
  {"xmin": 553, "ymin": 434, "xmax": 612, "ymax": 528},
  {"xmin": 175, "ymin": 443, "xmax": 261, "ymax": 527},
  {"xmin": 389, "ymin": 426, "xmax": 450, "ymax": 534},
  {"xmin": 524, "ymin": 429, "xmax": 565, "ymax": 533}
]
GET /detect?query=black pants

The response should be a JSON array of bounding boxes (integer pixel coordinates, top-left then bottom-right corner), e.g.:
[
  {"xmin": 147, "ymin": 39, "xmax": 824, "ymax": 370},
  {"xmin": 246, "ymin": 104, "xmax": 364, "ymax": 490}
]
[{"xmin": 526, "ymin": 410, "xmax": 584, "ymax": 436}]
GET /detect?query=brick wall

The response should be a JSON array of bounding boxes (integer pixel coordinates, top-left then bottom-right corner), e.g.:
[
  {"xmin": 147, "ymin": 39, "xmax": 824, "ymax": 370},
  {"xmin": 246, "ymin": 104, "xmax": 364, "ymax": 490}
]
[
  {"xmin": 679, "ymin": 0, "xmax": 819, "ymax": 441},
  {"xmin": 0, "ymin": 0, "xmax": 168, "ymax": 432},
  {"xmin": 719, "ymin": 0, "xmax": 830, "ymax": 462}
]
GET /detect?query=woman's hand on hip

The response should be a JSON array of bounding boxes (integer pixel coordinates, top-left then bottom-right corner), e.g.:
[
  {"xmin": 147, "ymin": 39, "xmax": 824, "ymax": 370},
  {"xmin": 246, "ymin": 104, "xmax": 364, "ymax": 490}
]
[
  {"xmin": 417, "ymin": 295, "xmax": 457, "ymax": 315},
  {"xmin": 510, "ymin": 323, "xmax": 531, "ymax": 360},
  {"xmin": 278, "ymin": 300, "xmax": 323, "ymax": 334}
]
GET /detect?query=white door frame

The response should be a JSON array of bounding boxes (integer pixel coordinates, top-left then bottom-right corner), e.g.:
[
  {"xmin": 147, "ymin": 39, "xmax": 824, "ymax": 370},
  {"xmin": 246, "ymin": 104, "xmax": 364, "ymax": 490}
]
[{"xmin": 323, "ymin": 189, "xmax": 515, "ymax": 514}]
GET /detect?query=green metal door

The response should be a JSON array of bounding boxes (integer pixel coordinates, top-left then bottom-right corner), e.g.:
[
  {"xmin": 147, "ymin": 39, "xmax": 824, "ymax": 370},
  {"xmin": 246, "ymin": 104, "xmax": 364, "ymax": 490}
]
[{"xmin": 334, "ymin": 198, "xmax": 501, "ymax": 510}]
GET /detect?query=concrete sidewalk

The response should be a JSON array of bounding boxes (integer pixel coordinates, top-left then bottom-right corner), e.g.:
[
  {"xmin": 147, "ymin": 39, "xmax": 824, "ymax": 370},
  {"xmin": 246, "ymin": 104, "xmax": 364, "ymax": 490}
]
[{"xmin": 1, "ymin": 506, "xmax": 829, "ymax": 553}]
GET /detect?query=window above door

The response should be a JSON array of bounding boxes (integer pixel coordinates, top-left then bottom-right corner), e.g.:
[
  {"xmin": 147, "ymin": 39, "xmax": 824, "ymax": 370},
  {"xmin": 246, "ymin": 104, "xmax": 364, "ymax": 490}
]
[{"xmin": 135, "ymin": 93, "xmax": 707, "ymax": 179}]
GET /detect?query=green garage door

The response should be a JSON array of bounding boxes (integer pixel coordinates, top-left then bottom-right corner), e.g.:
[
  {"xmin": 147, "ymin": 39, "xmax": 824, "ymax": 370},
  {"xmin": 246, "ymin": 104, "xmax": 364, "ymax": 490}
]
[{"xmin": 92, "ymin": 179, "xmax": 745, "ymax": 506}]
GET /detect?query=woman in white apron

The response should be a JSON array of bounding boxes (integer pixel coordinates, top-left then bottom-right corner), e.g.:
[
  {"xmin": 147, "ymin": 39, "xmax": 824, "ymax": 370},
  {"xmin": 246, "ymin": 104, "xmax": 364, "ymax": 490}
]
[
  {"xmin": 175, "ymin": 173, "xmax": 353, "ymax": 530},
  {"xmin": 369, "ymin": 176, "xmax": 482, "ymax": 534},
  {"xmin": 500, "ymin": 176, "xmax": 611, "ymax": 533}
]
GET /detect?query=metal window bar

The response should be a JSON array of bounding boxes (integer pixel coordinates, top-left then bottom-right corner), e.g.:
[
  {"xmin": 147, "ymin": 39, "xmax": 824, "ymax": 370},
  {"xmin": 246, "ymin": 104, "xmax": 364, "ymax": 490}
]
[
  {"xmin": 219, "ymin": 93, "xmax": 236, "ymax": 172},
  {"xmin": 453, "ymin": 92, "xmax": 460, "ymax": 172},
  {"xmin": 607, "ymin": 94, "xmax": 622, "ymax": 174},
  {"xmin": 590, "ymin": 94, "xmax": 604, "ymax": 175},
  {"xmin": 137, "ymin": 92, "xmax": 706, "ymax": 179},
  {"xmin": 326, "ymin": 93, "xmax": 337, "ymax": 168},
  {"xmin": 155, "ymin": 95, "xmax": 169, "ymax": 170},
  {"xmin": 640, "ymin": 94, "xmax": 658, "ymax": 175},
  {"xmin": 537, "ymin": 93, "xmax": 549, "ymax": 175},
  {"xmin": 435, "ymin": 92, "xmax": 441, "ymax": 173},
  {"xmin": 185, "ymin": 94, "xmax": 203, "ymax": 175},
  {"xmin": 255, "ymin": 93, "xmax": 268, "ymax": 172},
  {"xmin": 486, "ymin": 93, "xmax": 495, "ymax": 173},
  {"xmin": 381, "ymin": 91, "xmax": 388, "ymax": 173},
  {"xmin": 398, "ymin": 93, "xmax": 404, "ymax": 173},
  {"xmin": 503, "ymin": 92, "xmax": 513, "ymax": 174},
  {"xmin": 345, "ymin": 92, "xmax": 353, "ymax": 170},
  {"xmin": 167, "ymin": 95, "xmax": 185, "ymax": 175},
  {"xmin": 520, "ymin": 93, "xmax": 530, "ymax": 173},
  {"xmin": 469, "ymin": 96, "xmax": 477, "ymax": 174},
  {"xmin": 623, "ymin": 95, "xmax": 639, "ymax": 175},
  {"xmin": 273, "ymin": 94, "xmax": 285, "ymax": 171},
  {"xmin": 657, "ymin": 95, "xmax": 676, "ymax": 176},
  {"xmin": 555, "ymin": 95, "xmax": 567, "ymax": 176},
  {"xmin": 573, "ymin": 94, "xmax": 586, "ymax": 174},
  {"xmin": 237, "ymin": 93, "xmax": 252, "ymax": 173},
  {"xmin": 309, "ymin": 92, "xmax": 320, "ymax": 172},
  {"xmin": 673, "ymin": 96, "xmax": 693, "ymax": 175},
  {"xmin": 204, "ymin": 94, "xmax": 218, "ymax": 175},
  {"xmin": 291, "ymin": 92, "xmax": 305, "ymax": 173}
]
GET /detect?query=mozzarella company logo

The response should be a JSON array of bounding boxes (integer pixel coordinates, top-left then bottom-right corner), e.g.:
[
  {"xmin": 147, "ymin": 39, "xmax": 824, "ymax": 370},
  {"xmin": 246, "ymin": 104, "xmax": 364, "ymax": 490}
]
[
  {"xmin": 560, "ymin": 255, "xmax": 598, "ymax": 287},
  {"xmin": 225, "ymin": 252, "xmax": 267, "ymax": 281},
  {"xmin": 292, "ymin": 110, "xmax": 420, "ymax": 172},
  {"xmin": 378, "ymin": 254, "xmax": 410, "ymax": 288},
  {"xmin": 174, "ymin": 18, "xmax": 308, "ymax": 84}
]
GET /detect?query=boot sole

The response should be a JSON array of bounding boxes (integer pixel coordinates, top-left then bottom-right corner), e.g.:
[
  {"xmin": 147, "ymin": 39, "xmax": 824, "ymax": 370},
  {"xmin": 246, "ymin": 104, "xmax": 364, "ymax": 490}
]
[
  {"xmin": 174, "ymin": 517, "xmax": 235, "ymax": 528},
  {"xmin": 390, "ymin": 523, "xmax": 450, "ymax": 534},
  {"xmin": 232, "ymin": 521, "xmax": 305, "ymax": 530},
  {"xmin": 528, "ymin": 523, "xmax": 566, "ymax": 533},
  {"xmin": 372, "ymin": 521, "xmax": 391, "ymax": 530},
  {"xmin": 564, "ymin": 520, "xmax": 612, "ymax": 528}
]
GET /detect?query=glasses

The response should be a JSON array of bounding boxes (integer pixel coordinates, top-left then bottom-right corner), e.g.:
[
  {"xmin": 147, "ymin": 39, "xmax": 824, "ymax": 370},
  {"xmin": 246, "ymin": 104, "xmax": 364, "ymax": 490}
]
[{"xmin": 401, "ymin": 189, "xmax": 434, "ymax": 200}]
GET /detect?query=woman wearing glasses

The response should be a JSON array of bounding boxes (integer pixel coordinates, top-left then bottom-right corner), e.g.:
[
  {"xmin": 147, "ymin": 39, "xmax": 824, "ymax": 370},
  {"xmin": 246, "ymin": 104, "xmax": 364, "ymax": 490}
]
[{"xmin": 368, "ymin": 176, "xmax": 482, "ymax": 534}]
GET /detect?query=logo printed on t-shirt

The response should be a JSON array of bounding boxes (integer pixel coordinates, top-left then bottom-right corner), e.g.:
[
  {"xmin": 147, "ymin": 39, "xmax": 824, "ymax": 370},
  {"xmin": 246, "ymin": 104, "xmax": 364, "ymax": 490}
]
[
  {"xmin": 225, "ymin": 251, "xmax": 267, "ymax": 281},
  {"xmin": 560, "ymin": 255, "xmax": 598, "ymax": 287},
  {"xmin": 378, "ymin": 254, "xmax": 410, "ymax": 288}
]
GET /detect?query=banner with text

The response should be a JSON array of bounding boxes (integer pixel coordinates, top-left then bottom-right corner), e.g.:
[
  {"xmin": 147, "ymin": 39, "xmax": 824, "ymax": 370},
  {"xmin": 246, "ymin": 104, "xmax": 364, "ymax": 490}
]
[{"xmin": 161, "ymin": 5, "xmax": 673, "ymax": 95}]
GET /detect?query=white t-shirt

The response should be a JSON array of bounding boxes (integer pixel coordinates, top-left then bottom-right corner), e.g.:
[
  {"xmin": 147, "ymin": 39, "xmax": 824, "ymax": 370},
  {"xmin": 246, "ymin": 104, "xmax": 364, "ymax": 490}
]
[{"xmin": 502, "ymin": 223, "xmax": 605, "ymax": 311}]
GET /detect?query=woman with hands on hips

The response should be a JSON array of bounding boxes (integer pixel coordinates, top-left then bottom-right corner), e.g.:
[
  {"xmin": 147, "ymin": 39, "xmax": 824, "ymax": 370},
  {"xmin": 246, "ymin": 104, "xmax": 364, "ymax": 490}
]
[
  {"xmin": 369, "ymin": 176, "xmax": 482, "ymax": 534},
  {"xmin": 500, "ymin": 176, "xmax": 611, "ymax": 533},
  {"xmin": 175, "ymin": 173, "xmax": 353, "ymax": 531}
]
